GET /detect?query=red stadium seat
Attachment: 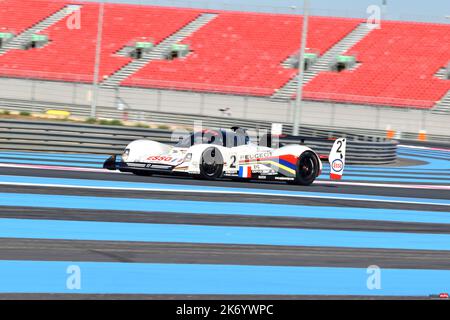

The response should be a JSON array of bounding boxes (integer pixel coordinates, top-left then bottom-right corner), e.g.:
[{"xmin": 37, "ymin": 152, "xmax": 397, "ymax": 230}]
[
  {"xmin": 0, "ymin": 2, "xmax": 201, "ymax": 83},
  {"xmin": 123, "ymin": 13, "xmax": 360, "ymax": 96},
  {"xmin": 0, "ymin": 0, "xmax": 449, "ymax": 110},
  {"xmin": 0, "ymin": 0, "xmax": 65, "ymax": 35},
  {"xmin": 303, "ymin": 21, "xmax": 450, "ymax": 109}
]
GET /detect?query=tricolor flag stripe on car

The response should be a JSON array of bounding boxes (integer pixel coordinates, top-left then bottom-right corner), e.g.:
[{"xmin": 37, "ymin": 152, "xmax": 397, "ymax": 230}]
[
  {"xmin": 238, "ymin": 160, "xmax": 296, "ymax": 176},
  {"xmin": 238, "ymin": 155, "xmax": 298, "ymax": 175},
  {"xmin": 278, "ymin": 157, "xmax": 297, "ymax": 170},
  {"xmin": 238, "ymin": 166, "xmax": 252, "ymax": 178}
]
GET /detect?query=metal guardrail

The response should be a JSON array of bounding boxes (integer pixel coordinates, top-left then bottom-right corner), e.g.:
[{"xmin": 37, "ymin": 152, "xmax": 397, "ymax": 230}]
[
  {"xmin": 0, "ymin": 119, "xmax": 398, "ymax": 165},
  {"xmin": 279, "ymin": 136, "xmax": 397, "ymax": 165},
  {"xmin": 0, "ymin": 97, "xmax": 448, "ymax": 144}
]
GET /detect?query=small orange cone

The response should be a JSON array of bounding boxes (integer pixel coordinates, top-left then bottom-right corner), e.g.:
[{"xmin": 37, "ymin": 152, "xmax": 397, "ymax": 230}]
[
  {"xmin": 418, "ymin": 130, "xmax": 427, "ymax": 141},
  {"xmin": 386, "ymin": 126, "xmax": 395, "ymax": 139}
]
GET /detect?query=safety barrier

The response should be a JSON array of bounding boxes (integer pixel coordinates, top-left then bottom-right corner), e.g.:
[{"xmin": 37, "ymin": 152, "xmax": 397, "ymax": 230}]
[
  {"xmin": 0, "ymin": 119, "xmax": 399, "ymax": 165},
  {"xmin": 0, "ymin": 97, "xmax": 448, "ymax": 144}
]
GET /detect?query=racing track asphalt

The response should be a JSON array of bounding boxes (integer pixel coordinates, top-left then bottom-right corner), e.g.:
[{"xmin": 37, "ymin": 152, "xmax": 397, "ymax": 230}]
[
  {"xmin": 0, "ymin": 147, "xmax": 448, "ymax": 299},
  {"xmin": 0, "ymin": 166, "xmax": 448, "ymax": 199},
  {"xmin": 1, "ymin": 238, "xmax": 450, "ymax": 270}
]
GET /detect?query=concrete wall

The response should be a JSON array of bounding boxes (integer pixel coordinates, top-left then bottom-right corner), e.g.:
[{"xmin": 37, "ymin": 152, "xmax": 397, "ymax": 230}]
[{"xmin": 0, "ymin": 78, "xmax": 449, "ymax": 136}]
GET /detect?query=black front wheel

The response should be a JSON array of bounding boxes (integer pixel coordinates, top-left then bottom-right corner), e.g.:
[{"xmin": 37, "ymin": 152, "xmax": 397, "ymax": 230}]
[
  {"xmin": 292, "ymin": 151, "xmax": 320, "ymax": 186},
  {"xmin": 198, "ymin": 147, "xmax": 224, "ymax": 180}
]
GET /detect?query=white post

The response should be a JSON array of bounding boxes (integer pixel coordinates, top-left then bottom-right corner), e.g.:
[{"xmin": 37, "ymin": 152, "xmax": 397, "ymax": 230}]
[
  {"xmin": 91, "ymin": 1, "xmax": 104, "ymax": 118},
  {"xmin": 382, "ymin": 0, "xmax": 387, "ymax": 18},
  {"xmin": 292, "ymin": 0, "xmax": 310, "ymax": 136}
]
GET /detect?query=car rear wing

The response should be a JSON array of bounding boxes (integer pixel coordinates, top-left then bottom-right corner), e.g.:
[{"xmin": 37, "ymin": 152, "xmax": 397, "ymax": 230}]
[
  {"xmin": 328, "ymin": 138, "xmax": 346, "ymax": 180},
  {"xmin": 262, "ymin": 134, "xmax": 346, "ymax": 180}
]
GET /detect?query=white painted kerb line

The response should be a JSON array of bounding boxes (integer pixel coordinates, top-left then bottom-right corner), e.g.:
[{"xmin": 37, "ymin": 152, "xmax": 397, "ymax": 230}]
[
  {"xmin": 0, "ymin": 181, "xmax": 448, "ymax": 207},
  {"xmin": 1, "ymin": 163, "xmax": 449, "ymax": 190}
]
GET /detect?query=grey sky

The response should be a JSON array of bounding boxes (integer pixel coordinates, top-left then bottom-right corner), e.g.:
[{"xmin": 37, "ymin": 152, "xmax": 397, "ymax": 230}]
[{"xmin": 92, "ymin": 0, "xmax": 450, "ymax": 23}]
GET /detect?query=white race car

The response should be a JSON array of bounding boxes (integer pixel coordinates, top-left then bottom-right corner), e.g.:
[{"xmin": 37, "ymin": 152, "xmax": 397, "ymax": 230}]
[{"xmin": 103, "ymin": 127, "xmax": 346, "ymax": 185}]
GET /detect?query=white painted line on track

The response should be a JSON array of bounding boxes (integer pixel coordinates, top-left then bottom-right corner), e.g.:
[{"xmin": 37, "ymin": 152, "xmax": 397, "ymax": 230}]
[
  {"xmin": 315, "ymin": 180, "xmax": 450, "ymax": 190},
  {"xmin": 399, "ymin": 145, "xmax": 450, "ymax": 152},
  {"xmin": 0, "ymin": 163, "xmax": 121, "ymax": 174},
  {"xmin": 1, "ymin": 163, "xmax": 449, "ymax": 190},
  {"xmin": 0, "ymin": 181, "xmax": 448, "ymax": 207}
]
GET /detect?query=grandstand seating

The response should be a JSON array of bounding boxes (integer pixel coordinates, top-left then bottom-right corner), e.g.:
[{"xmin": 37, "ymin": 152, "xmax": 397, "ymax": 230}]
[
  {"xmin": 0, "ymin": 0, "xmax": 65, "ymax": 35},
  {"xmin": 122, "ymin": 14, "xmax": 360, "ymax": 96},
  {"xmin": 303, "ymin": 22, "xmax": 450, "ymax": 108},
  {"xmin": 0, "ymin": 0, "xmax": 449, "ymax": 110},
  {"xmin": 0, "ymin": 2, "xmax": 201, "ymax": 82}
]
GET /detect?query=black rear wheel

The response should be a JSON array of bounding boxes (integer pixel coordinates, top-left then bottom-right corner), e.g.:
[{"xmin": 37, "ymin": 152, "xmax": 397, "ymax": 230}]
[
  {"xmin": 293, "ymin": 151, "xmax": 319, "ymax": 186},
  {"xmin": 198, "ymin": 147, "xmax": 224, "ymax": 180}
]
